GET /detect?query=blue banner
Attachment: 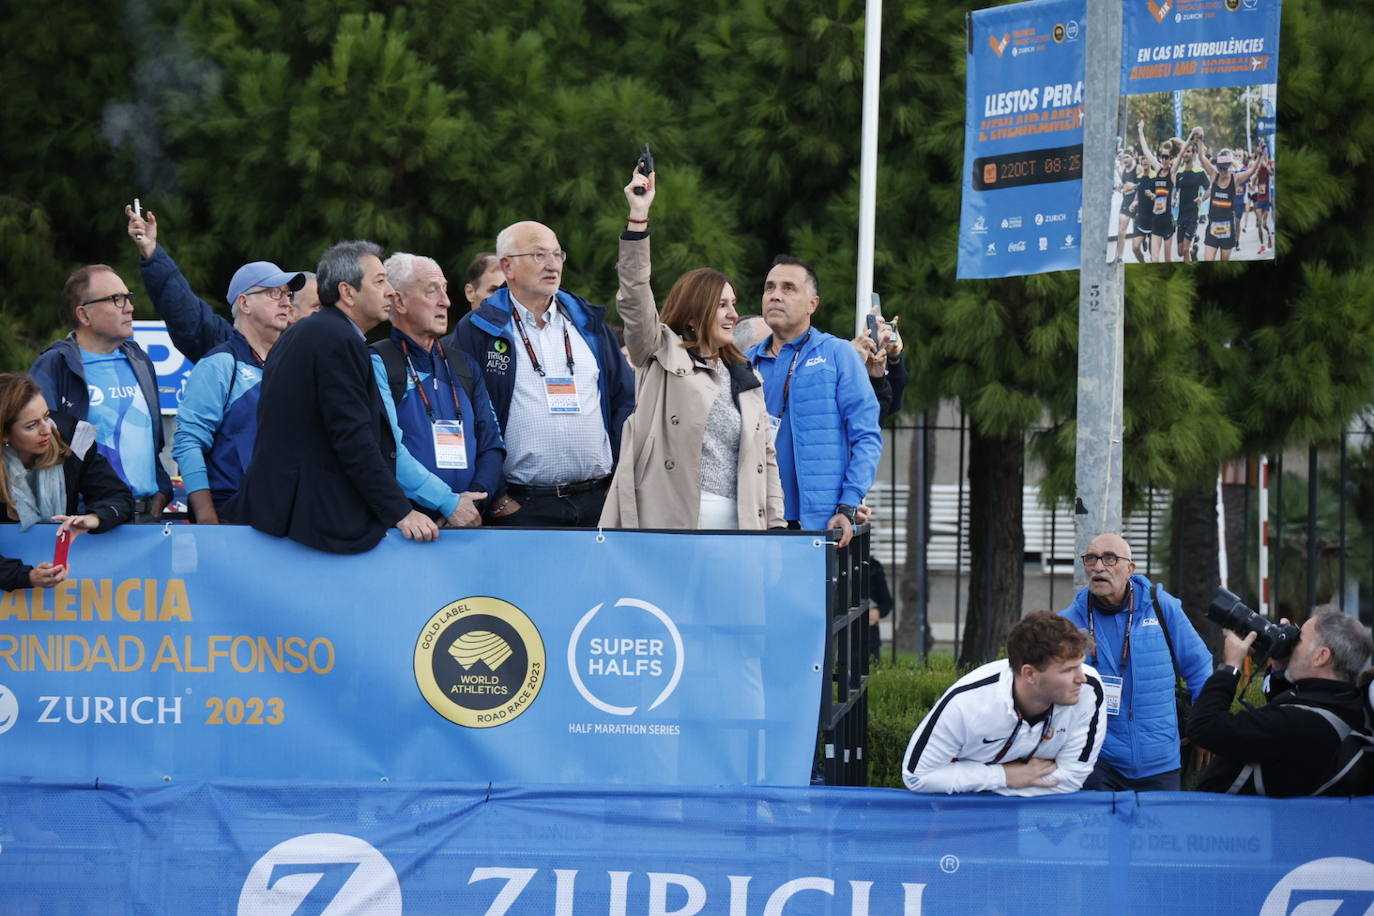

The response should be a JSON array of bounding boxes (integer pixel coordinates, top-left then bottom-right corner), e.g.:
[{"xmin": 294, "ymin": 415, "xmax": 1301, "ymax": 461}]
[
  {"xmin": 1, "ymin": 781, "xmax": 1371, "ymax": 912},
  {"xmin": 959, "ymin": 0, "xmax": 1086, "ymax": 279},
  {"xmin": 1111, "ymin": 0, "xmax": 1281, "ymax": 263},
  {"xmin": 0, "ymin": 526, "xmax": 827, "ymax": 786},
  {"xmin": 1122, "ymin": 0, "xmax": 1279, "ymax": 93},
  {"xmin": 131, "ymin": 320, "xmax": 193, "ymax": 415}
]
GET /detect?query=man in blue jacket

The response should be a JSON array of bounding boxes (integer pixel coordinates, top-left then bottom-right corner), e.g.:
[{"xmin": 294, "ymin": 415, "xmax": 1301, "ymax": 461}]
[
  {"xmin": 126, "ymin": 204, "xmax": 318, "ymax": 361},
  {"xmin": 745, "ymin": 256, "xmax": 881, "ymax": 547},
  {"xmin": 447, "ymin": 220, "xmax": 633, "ymax": 527},
  {"xmin": 31, "ymin": 265, "xmax": 173, "ymax": 521},
  {"xmin": 374, "ymin": 252, "xmax": 505, "ymax": 527},
  {"xmin": 172, "ymin": 261, "xmax": 305, "ymax": 523},
  {"xmin": 1059, "ymin": 532, "xmax": 1213, "ymax": 790}
]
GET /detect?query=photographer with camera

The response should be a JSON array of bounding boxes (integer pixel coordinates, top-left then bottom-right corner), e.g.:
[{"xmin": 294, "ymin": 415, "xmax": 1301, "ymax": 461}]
[{"xmin": 1189, "ymin": 601, "xmax": 1373, "ymax": 796}]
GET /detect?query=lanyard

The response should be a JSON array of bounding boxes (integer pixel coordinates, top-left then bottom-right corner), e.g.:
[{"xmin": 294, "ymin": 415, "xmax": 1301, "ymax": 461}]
[
  {"xmin": 510, "ymin": 303, "xmax": 575, "ymax": 378},
  {"xmin": 778, "ymin": 331, "xmax": 812, "ymax": 416},
  {"xmin": 399, "ymin": 337, "xmax": 464, "ymax": 423},
  {"xmin": 1087, "ymin": 585, "xmax": 1133, "ymax": 669},
  {"xmin": 988, "ymin": 709, "xmax": 1056, "ymax": 764}
]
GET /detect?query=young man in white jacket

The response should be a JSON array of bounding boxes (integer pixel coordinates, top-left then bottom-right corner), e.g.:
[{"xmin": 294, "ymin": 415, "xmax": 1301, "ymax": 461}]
[{"xmin": 903, "ymin": 611, "xmax": 1108, "ymax": 796}]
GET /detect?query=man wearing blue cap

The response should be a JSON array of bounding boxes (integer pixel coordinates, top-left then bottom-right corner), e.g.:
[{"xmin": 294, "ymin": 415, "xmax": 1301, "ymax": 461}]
[
  {"xmin": 126, "ymin": 205, "xmax": 315, "ymax": 361},
  {"xmin": 171, "ymin": 261, "xmax": 305, "ymax": 523}
]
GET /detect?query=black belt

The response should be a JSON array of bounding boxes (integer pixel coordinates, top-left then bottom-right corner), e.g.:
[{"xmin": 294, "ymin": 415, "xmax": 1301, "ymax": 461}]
[{"xmin": 505, "ymin": 475, "xmax": 611, "ymax": 499}]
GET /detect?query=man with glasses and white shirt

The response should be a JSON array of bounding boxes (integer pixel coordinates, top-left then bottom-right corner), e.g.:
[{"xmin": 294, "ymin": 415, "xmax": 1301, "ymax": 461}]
[
  {"xmin": 31, "ymin": 266, "xmax": 173, "ymax": 521},
  {"xmin": 1058, "ymin": 532, "xmax": 1213, "ymax": 790},
  {"xmin": 172, "ymin": 262, "xmax": 306, "ymax": 523},
  {"xmin": 448, "ymin": 221, "xmax": 633, "ymax": 526}
]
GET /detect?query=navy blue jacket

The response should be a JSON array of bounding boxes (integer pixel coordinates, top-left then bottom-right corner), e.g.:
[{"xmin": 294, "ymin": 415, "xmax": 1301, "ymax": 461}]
[
  {"xmin": 445, "ymin": 287, "xmax": 635, "ymax": 462},
  {"xmin": 371, "ymin": 329, "xmax": 506, "ymax": 511},
  {"xmin": 139, "ymin": 245, "xmax": 234, "ymax": 363},
  {"xmin": 226, "ymin": 306, "xmax": 411, "ymax": 554}
]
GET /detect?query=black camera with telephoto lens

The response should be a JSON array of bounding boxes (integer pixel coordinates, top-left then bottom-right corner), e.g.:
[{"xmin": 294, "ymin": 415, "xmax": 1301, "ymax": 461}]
[{"xmin": 1205, "ymin": 588, "xmax": 1301, "ymax": 660}]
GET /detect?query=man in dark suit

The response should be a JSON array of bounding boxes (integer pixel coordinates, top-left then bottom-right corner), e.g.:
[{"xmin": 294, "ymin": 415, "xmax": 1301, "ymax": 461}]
[{"xmin": 226, "ymin": 240, "xmax": 439, "ymax": 553}]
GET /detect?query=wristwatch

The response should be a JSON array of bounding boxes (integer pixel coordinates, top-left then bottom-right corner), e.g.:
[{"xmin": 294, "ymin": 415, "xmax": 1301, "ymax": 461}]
[
  {"xmin": 1216, "ymin": 665, "xmax": 1240, "ymax": 678},
  {"xmin": 835, "ymin": 504, "xmax": 858, "ymax": 523}
]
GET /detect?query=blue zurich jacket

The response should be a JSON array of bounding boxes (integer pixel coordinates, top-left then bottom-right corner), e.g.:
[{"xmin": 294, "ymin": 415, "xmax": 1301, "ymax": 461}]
[
  {"xmin": 172, "ymin": 332, "xmax": 262, "ymax": 507},
  {"xmin": 1060, "ymin": 574, "xmax": 1213, "ymax": 779},
  {"xmin": 30, "ymin": 335, "xmax": 173, "ymax": 502}
]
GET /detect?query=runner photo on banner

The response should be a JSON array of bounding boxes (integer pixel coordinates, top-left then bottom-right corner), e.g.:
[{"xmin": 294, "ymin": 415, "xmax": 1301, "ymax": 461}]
[
  {"xmin": 1110, "ymin": 0, "xmax": 1281, "ymax": 264},
  {"xmin": 958, "ymin": 0, "xmax": 1086, "ymax": 280}
]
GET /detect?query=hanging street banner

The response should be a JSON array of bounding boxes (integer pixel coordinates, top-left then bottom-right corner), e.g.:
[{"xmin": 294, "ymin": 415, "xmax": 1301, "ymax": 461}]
[
  {"xmin": 1109, "ymin": 0, "xmax": 1282, "ymax": 264},
  {"xmin": 0, "ymin": 525, "xmax": 827, "ymax": 786},
  {"xmin": 958, "ymin": 0, "xmax": 1086, "ymax": 279}
]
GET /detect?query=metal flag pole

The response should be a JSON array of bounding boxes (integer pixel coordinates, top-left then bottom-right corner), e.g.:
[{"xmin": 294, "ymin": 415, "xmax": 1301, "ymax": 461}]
[
  {"xmin": 855, "ymin": 0, "xmax": 883, "ymax": 336},
  {"xmin": 1074, "ymin": 0, "xmax": 1126, "ymax": 583}
]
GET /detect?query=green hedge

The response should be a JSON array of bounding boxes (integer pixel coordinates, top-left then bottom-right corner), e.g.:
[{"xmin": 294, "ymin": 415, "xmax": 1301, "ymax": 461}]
[{"xmin": 866, "ymin": 653, "xmax": 966, "ymax": 789}]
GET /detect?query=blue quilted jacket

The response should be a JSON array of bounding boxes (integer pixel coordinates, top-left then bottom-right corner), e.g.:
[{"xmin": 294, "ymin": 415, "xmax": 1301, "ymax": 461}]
[
  {"xmin": 1060, "ymin": 575, "xmax": 1213, "ymax": 779},
  {"xmin": 747, "ymin": 330, "xmax": 881, "ymax": 529}
]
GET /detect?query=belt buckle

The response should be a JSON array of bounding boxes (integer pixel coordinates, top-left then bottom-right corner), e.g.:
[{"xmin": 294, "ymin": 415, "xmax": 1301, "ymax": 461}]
[{"xmin": 553, "ymin": 481, "xmax": 572, "ymax": 498}]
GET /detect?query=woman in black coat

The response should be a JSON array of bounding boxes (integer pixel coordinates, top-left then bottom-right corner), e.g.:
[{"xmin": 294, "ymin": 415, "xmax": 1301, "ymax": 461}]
[{"xmin": 0, "ymin": 373, "xmax": 134, "ymax": 589}]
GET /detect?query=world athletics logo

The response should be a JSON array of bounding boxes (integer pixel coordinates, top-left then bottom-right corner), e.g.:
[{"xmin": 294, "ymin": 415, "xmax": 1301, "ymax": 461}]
[{"xmin": 413, "ymin": 596, "xmax": 545, "ymax": 728}]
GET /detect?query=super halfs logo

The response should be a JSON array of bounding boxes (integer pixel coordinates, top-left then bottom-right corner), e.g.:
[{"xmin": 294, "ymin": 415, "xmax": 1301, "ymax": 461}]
[{"xmin": 414, "ymin": 597, "xmax": 545, "ymax": 728}]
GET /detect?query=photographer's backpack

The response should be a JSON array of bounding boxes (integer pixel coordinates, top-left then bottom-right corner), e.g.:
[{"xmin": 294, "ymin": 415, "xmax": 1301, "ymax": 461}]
[{"xmin": 1224, "ymin": 704, "xmax": 1374, "ymax": 797}]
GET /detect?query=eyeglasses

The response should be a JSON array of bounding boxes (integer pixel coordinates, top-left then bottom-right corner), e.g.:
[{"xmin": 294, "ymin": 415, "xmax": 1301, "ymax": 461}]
[
  {"xmin": 81, "ymin": 292, "xmax": 135, "ymax": 309},
  {"xmin": 1082, "ymin": 553, "xmax": 1131, "ymax": 569},
  {"xmin": 244, "ymin": 287, "xmax": 290, "ymax": 302},
  {"xmin": 507, "ymin": 250, "xmax": 566, "ymax": 265}
]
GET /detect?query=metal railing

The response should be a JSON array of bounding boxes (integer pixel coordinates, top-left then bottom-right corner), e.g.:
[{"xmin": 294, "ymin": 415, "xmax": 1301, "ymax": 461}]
[{"xmin": 818, "ymin": 524, "xmax": 871, "ymax": 786}]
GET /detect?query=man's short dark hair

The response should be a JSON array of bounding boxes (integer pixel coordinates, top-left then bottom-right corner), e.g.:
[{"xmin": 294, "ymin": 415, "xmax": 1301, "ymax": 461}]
[
  {"xmin": 1007, "ymin": 611, "xmax": 1093, "ymax": 673},
  {"xmin": 62, "ymin": 265, "xmax": 117, "ymax": 328},
  {"xmin": 1310, "ymin": 608, "xmax": 1374, "ymax": 682},
  {"xmin": 770, "ymin": 254, "xmax": 819, "ymax": 298},
  {"xmin": 316, "ymin": 240, "xmax": 383, "ymax": 308},
  {"xmin": 466, "ymin": 252, "xmax": 499, "ymax": 285}
]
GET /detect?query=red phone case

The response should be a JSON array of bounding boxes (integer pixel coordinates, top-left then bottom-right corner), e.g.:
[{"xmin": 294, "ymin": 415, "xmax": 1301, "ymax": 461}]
[{"xmin": 53, "ymin": 529, "xmax": 71, "ymax": 569}]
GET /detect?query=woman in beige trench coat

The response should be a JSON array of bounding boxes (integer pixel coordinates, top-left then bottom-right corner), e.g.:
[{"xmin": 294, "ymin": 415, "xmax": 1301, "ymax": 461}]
[{"xmin": 599, "ymin": 169, "xmax": 784, "ymax": 530}]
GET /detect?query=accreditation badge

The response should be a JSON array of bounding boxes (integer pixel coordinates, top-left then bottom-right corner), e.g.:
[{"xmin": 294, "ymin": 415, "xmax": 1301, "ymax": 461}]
[
  {"xmin": 432, "ymin": 419, "xmax": 467, "ymax": 469},
  {"xmin": 544, "ymin": 377, "xmax": 581, "ymax": 414},
  {"xmin": 1101, "ymin": 675, "xmax": 1123, "ymax": 716},
  {"xmin": 767, "ymin": 414, "xmax": 781, "ymax": 445}
]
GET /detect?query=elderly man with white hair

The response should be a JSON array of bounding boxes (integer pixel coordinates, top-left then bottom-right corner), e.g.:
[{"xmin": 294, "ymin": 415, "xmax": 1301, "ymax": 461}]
[{"xmin": 370, "ymin": 252, "xmax": 505, "ymax": 528}]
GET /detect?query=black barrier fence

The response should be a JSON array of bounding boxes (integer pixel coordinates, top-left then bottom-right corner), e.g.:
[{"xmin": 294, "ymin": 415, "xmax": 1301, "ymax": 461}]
[{"xmin": 819, "ymin": 524, "xmax": 871, "ymax": 786}]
